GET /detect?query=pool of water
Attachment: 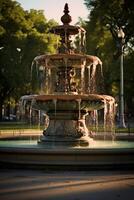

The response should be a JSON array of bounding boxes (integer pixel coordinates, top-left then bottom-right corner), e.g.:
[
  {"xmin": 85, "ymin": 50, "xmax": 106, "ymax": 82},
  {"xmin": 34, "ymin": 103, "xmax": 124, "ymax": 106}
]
[{"xmin": 0, "ymin": 135, "xmax": 134, "ymax": 149}]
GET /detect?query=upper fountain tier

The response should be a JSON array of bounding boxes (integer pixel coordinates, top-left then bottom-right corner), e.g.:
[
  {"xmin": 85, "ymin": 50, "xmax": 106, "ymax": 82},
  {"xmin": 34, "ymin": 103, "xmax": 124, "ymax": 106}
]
[
  {"xmin": 34, "ymin": 3, "xmax": 102, "ymax": 69},
  {"xmin": 49, "ymin": 3, "xmax": 87, "ymax": 55},
  {"xmin": 32, "ymin": 3, "xmax": 103, "ymax": 94},
  {"xmin": 50, "ymin": 3, "xmax": 85, "ymax": 37}
]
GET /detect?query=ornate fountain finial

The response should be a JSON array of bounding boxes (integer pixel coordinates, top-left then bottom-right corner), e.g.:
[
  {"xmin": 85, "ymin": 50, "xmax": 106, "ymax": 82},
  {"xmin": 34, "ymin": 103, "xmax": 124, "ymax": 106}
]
[{"xmin": 61, "ymin": 3, "xmax": 72, "ymax": 25}]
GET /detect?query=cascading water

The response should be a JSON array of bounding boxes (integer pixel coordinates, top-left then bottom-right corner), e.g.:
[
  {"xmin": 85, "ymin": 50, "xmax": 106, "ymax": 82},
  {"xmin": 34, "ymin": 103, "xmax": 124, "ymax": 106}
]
[{"xmin": 19, "ymin": 3, "xmax": 116, "ymax": 147}]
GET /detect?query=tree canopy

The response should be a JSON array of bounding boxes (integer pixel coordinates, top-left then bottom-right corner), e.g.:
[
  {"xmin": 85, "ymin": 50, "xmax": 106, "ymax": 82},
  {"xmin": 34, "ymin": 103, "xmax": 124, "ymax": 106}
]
[
  {"xmin": 0, "ymin": 0, "xmax": 58, "ymax": 119},
  {"xmin": 84, "ymin": 0, "xmax": 134, "ymax": 116}
]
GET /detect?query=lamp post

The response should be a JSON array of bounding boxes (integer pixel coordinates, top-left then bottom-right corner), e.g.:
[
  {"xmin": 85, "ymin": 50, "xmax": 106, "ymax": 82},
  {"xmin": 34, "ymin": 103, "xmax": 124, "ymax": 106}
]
[{"xmin": 117, "ymin": 27, "xmax": 126, "ymax": 128}]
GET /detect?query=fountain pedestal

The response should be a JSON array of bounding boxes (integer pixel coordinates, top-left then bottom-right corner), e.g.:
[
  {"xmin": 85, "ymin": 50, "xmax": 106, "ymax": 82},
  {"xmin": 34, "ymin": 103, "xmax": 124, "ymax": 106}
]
[{"xmin": 39, "ymin": 111, "xmax": 91, "ymax": 147}]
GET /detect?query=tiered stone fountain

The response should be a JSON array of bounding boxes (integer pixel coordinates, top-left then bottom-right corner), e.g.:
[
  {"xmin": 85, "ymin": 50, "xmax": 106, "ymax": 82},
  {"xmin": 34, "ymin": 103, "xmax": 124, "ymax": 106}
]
[{"xmin": 21, "ymin": 3, "xmax": 115, "ymax": 147}]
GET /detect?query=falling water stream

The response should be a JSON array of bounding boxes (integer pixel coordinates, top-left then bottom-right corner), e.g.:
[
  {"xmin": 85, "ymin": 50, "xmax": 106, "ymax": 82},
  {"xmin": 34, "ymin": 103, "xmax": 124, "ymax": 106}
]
[{"xmin": 81, "ymin": 66, "xmax": 85, "ymax": 93}]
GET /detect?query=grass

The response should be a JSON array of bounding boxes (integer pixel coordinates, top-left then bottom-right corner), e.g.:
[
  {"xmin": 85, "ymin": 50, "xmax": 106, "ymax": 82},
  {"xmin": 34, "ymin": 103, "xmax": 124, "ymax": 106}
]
[
  {"xmin": 0, "ymin": 121, "xmax": 43, "ymax": 130},
  {"xmin": 115, "ymin": 127, "xmax": 134, "ymax": 133},
  {"xmin": 0, "ymin": 121, "xmax": 134, "ymax": 133}
]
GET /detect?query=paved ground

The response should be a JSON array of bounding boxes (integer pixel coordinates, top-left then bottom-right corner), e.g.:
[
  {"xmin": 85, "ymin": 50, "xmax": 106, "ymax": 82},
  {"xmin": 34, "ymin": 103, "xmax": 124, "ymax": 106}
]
[
  {"xmin": 0, "ymin": 129, "xmax": 134, "ymax": 200},
  {"xmin": 0, "ymin": 169, "xmax": 134, "ymax": 200}
]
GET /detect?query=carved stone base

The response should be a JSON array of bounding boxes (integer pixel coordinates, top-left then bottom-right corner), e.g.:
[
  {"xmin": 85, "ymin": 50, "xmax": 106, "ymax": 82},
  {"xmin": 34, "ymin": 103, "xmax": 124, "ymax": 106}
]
[{"xmin": 39, "ymin": 116, "xmax": 92, "ymax": 147}]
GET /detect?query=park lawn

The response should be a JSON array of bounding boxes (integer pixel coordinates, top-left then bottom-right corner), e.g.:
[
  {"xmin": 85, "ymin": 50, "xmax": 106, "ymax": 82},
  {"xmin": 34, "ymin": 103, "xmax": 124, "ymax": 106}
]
[
  {"xmin": 0, "ymin": 121, "xmax": 134, "ymax": 133},
  {"xmin": 0, "ymin": 121, "xmax": 42, "ymax": 130}
]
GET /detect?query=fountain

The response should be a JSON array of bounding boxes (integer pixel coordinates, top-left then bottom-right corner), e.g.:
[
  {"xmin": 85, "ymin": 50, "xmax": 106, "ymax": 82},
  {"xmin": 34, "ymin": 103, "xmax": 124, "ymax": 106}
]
[
  {"xmin": 0, "ymin": 4, "xmax": 134, "ymax": 169},
  {"xmin": 21, "ymin": 3, "xmax": 115, "ymax": 147}
]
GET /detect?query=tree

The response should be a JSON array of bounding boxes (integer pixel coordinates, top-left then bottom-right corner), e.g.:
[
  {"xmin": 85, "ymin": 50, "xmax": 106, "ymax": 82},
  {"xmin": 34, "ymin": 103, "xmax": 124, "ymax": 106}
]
[
  {"xmin": 0, "ymin": 0, "xmax": 58, "ymax": 120},
  {"xmin": 84, "ymin": 0, "xmax": 134, "ymax": 116}
]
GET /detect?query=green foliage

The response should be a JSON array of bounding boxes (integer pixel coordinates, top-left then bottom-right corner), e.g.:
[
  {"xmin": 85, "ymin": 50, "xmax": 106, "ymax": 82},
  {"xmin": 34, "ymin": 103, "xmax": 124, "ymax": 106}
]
[
  {"xmin": 84, "ymin": 0, "xmax": 134, "ymax": 115},
  {"xmin": 0, "ymin": 0, "xmax": 58, "ymax": 119}
]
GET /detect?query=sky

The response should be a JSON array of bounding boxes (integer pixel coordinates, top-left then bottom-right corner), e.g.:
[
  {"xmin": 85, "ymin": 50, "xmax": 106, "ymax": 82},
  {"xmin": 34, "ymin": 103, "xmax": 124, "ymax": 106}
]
[{"xmin": 16, "ymin": 0, "xmax": 89, "ymax": 24}]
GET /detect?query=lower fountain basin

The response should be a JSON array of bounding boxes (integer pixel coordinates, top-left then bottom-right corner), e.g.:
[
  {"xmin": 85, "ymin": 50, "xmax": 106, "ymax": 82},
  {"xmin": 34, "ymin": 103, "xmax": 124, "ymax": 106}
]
[
  {"xmin": 0, "ymin": 135, "xmax": 134, "ymax": 149},
  {"xmin": 0, "ymin": 135, "xmax": 134, "ymax": 169}
]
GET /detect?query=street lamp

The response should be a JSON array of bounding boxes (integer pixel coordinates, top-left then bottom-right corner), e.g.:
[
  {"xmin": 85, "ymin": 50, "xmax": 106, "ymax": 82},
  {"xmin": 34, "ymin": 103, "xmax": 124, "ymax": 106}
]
[{"xmin": 117, "ymin": 27, "xmax": 126, "ymax": 128}]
